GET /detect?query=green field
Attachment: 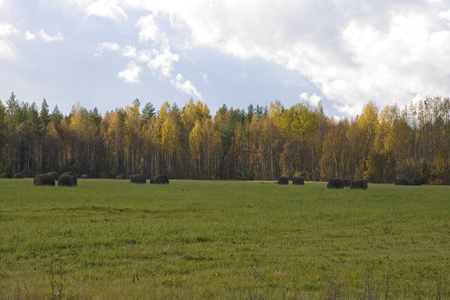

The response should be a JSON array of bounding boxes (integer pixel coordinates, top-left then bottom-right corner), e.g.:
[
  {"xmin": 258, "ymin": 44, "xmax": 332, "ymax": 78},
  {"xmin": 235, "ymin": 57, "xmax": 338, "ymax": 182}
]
[{"xmin": 0, "ymin": 179, "xmax": 448, "ymax": 299}]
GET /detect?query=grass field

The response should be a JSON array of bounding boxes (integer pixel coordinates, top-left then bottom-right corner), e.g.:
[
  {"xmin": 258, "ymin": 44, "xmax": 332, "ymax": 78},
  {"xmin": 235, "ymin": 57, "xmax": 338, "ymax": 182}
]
[{"xmin": 0, "ymin": 179, "xmax": 448, "ymax": 299}]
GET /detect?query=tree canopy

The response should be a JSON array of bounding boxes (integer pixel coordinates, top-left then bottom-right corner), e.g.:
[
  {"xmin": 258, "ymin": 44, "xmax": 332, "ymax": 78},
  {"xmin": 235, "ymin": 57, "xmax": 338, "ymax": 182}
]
[{"xmin": 0, "ymin": 93, "xmax": 449, "ymax": 184}]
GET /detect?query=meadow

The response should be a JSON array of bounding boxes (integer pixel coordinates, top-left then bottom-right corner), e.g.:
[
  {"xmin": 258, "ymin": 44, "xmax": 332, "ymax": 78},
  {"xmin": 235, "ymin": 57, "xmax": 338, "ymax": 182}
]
[{"xmin": 0, "ymin": 179, "xmax": 448, "ymax": 299}]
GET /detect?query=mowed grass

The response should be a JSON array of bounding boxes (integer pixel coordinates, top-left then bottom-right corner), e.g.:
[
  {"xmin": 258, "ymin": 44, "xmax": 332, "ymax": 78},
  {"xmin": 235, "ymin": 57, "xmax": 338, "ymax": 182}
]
[{"xmin": 0, "ymin": 179, "xmax": 448, "ymax": 299}]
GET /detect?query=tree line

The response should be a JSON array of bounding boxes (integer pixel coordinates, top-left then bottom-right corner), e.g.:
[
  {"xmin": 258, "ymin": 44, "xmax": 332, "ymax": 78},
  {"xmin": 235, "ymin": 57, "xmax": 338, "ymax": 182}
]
[{"xmin": 0, "ymin": 92, "xmax": 449, "ymax": 184}]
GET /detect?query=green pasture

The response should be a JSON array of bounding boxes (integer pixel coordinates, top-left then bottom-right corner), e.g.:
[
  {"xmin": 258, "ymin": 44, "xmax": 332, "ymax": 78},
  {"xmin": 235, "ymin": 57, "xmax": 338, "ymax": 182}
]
[{"xmin": 0, "ymin": 179, "xmax": 448, "ymax": 299}]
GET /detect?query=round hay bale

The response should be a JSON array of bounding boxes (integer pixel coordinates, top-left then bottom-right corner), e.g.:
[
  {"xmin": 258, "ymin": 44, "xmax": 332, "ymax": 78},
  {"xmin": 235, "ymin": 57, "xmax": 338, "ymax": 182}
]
[
  {"xmin": 277, "ymin": 176, "xmax": 289, "ymax": 185},
  {"xmin": 394, "ymin": 178, "xmax": 408, "ymax": 185},
  {"xmin": 81, "ymin": 174, "xmax": 89, "ymax": 179},
  {"xmin": 58, "ymin": 174, "xmax": 77, "ymax": 187},
  {"xmin": 343, "ymin": 179, "xmax": 352, "ymax": 187},
  {"xmin": 47, "ymin": 171, "xmax": 60, "ymax": 181},
  {"xmin": 150, "ymin": 175, "xmax": 169, "ymax": 184},
  {"xmin": 327, "ymin": 178, "xmax": 344, "ymax": 189},
  {"xmin": 408, "ymin": 178, "xmax": 422, "ymax": 186},
  {"xmin": 13, "ymin": 173, "xmax": 24, "ymax": 179},
  {"xmin": 115, "ymin": 175, "xmax": 126, "ymax": 180},
  {"xmin": 34, "ymin": 174, "xmax": 55, "ymax": 186},
  {"xmin": 130, "ymin": 174, "xmax": 146, "ymax": 184},
  {"xmin": 350, "ymin": 179, "xmax": 368, "ymax": 190},
  {"xmin": 0, "ymin": 173, "xmax": 12, "ymax": 179},
  {"xmin": 292, "ymin": 177, "xmax": 304, "ymax": 185}
]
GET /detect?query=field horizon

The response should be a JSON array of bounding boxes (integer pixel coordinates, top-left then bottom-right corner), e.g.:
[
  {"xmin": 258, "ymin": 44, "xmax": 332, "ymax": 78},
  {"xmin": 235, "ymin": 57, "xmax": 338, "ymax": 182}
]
[{"xmin": 0, "ymin": 179, "xmax": 448, "ymax": 299}]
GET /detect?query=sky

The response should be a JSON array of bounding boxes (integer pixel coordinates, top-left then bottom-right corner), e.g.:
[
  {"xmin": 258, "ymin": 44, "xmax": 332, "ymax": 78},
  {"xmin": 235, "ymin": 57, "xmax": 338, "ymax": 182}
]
[{"xmin": 0, "ymin": 0, "xmax": 449, "ymax": 118}]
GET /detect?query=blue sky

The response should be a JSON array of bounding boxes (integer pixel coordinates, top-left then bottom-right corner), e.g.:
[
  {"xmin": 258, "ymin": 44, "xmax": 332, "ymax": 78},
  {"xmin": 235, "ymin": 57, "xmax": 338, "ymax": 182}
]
[{"xmin": 1, "ymin": 0, "xmax": 449, "ymax": 118}]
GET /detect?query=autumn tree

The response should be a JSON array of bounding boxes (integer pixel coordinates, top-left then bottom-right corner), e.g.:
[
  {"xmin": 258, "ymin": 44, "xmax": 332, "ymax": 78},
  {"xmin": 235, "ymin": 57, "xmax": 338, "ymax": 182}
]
[
  {"xmin": 320, "ymin": 118, "xmax": 350, "ymax": 179},
  {"xmin": 123, "ymin": 99, "xmax": 142, "ymax": 175},
  {"xmin": 278, "ymin": 103, "xmax": 319, "ymax": 178}
]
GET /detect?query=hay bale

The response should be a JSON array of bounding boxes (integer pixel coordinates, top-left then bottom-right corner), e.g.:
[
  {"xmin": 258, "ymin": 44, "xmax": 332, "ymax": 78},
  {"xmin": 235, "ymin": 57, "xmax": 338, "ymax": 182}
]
[
  {"xmin": 13, "ymin": 173, "xmax": 24, "ymax": 179},
  {"xmin": 115, "ymin": 175, "xmax": 126, "ymax": 180},
  {"xmin": 34, "ymin": 174, "xmax": 55, "ymax": 186},
  {"xmin": 350, "ymin": 179, "xmax": 368, "ymax": 190},
  {"xmin": 292, "ymin": 177, "xmax": 304, "ymax": 185},
  {"xmin": 150, "ymin": 175, "xmax": 169, "ymax": 184},
  {"xmin": 408, "ymin": 178, "xmax": 422, "ymax": 186},
  {"xmin": 278, "ymin": 176, "xmax": 289, "ymax": 185},
  {"xmin": 327, "ymin": 178, "xmax": 344, "ymax": 189},
  {"xmin": 47, "ymin": 171, "xmax": 59, "ymax": 181},
  {"xmin": 130, "ymin": 174, "xmax": 146, "ymax": 184},
  {"xmin": 80, "ymin": 174, "xmax": 89, "ymax": 179},
  {"xmin": 0, "ymin": 173, "xmax": 12, "ymax": 179},
  {"xmin": 343, "ymin": 179, "xmax": 352, "ymax": 187},
  {"xmin": 394, "ymin": 178, "xmax": 408, "ymax": 185},
  {"xmin": 58, "ymin": 174, "xmax": 77, "ymax": 187}
]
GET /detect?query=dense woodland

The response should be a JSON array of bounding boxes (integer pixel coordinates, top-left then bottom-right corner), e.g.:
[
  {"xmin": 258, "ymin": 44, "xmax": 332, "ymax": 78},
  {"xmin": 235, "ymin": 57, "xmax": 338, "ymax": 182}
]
[{"xmin": 0, "ymin": 92, "xmax": 449, "ymax": 184}]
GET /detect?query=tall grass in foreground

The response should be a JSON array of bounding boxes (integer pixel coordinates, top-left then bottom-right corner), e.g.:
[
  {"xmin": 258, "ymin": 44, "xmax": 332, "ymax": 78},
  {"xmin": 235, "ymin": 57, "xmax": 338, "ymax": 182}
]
[{"xmin": 0, "ymin": 179, "xmax": 448, "ymax": 299}]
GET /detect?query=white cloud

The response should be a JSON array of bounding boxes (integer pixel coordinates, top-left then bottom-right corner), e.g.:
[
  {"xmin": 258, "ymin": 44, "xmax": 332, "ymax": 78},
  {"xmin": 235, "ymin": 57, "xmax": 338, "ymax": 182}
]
[
  {"xmin": 146, "ymin": 46, "xmax": 179, "ymax": 77},
  {"xmin": 122, "ymin": 45, "xmax": 137, "ymax": 58},
  {"xmin": 86, "ymin": 0, "xmax": 127, "ymax": 21},
  {"xmin": 171, "ymin": 73, "xmax": 202, "ymax": 99},
  {"xmin": 117, "ymin": 61, "xmax": 141, "ymax": 83},
  {"xmin": 136, "ymin": 15, "xmax": 160, "ymax": 42},
  {"xmin": 439, "ymin": 9, "xmax": 450, "ymax": 25},
  {"xmin": 0, "ymin": 23, "xmax": 19, "ymax": 36},
  {"xmin": 0, "ymin": 40, "xmax": 16, "ymax": 60},
  {"xmin": 0, "ymin": 23, "xmax": 18, "ymax": 60},
  {"xmin": 133, "ymin": 0, "xmax": 450, "ymax": 116},
  {"xmin": 40, "ymin": 0, "xmax": 450, "ymax": 116},
  {"xmin": 25, "ymin": 31, "xmax": 36, "ymax": 40},
  {"xmin": 38, "ymin": 29, "xmax": 64, "ymax": 42},
  {"xmin": 300, "ymin": 92, "xmax": 322, "ymax": 107},
  {"xmin": 95, "ymin": 42, "xmax": 120, "ymax": 57}
]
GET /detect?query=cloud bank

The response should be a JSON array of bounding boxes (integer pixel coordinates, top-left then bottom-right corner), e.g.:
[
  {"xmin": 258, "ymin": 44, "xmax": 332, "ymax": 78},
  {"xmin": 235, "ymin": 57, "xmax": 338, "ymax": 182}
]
[
  {"xmin": 1, "ymin": 0, "xmax": 449, "ymax": 117},
  {"xmin": 71, "ymin": 0, "xmax": 449, "ymax": 115}
]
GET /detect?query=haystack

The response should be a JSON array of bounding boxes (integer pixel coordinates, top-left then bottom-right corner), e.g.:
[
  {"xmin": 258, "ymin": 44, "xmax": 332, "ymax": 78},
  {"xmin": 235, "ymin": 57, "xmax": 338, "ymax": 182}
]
[
  {"xmin": 130, "ymin": 174, "xmax": 146, "ymax": 184},
  {"xmin": 58, "ymin": 174, "xmax": 77, "ymax": 187},
  {"xmin": 394, "ymin": 178, "xmax": 408, "ymax": 185},
  {"xmin": 47, "ymin": 171, "xmax": 59, "ymax": 181},
  {"xmin": 327, "ymin": 178, "xmax": 344, "ymax": 189},
  {"xmin": 350, "ymin": 179, "xmax": 368, "ymax": 190},
  {"xmin": 13, "ymin": 173, "xmax": 24, "ymax": 179},
  {"xmin": 408, "ymin": 178, "xmax": 422, "ymax": 186},
  {"xmin": 0, "ymin": 173, "xmax": 12, "ymax": 179},
  {"xmin": 343, "ymin": 179, "xmax": 352, "ymax": 187},
  {"xmin": 150, "ymin": 175, "xmax": 169, "ymax": 184},
  {"xmin": 115, "ymin": 175, "xmax": 126, "ymax": 180},
  {"xmin": 277, "ymin": 176, "xmax": 289, "ymax": 185},
  {"xmin": 34, "ymin": 174, "xmax": 55, "ymax": 186},
  {"xmin": 292, "ymin": 177, "xmax": 304, "ymax": 185}
]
